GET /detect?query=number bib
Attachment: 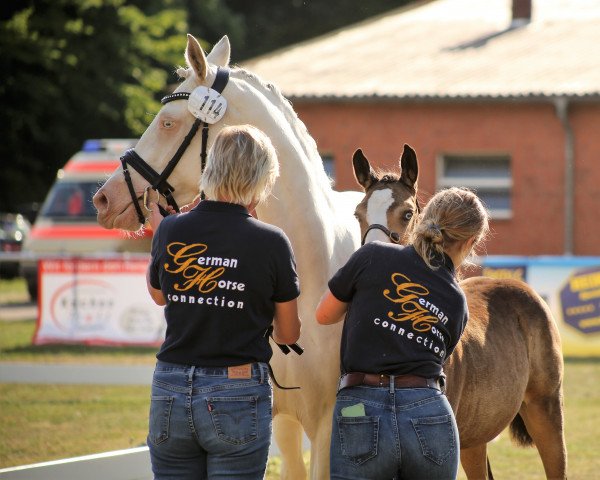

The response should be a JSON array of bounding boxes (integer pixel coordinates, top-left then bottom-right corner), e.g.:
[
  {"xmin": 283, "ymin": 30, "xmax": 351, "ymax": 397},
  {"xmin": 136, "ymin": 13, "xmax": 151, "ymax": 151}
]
[{"xmin": 188, "ymin": 86, "xmax": 227, "ymax": 124}]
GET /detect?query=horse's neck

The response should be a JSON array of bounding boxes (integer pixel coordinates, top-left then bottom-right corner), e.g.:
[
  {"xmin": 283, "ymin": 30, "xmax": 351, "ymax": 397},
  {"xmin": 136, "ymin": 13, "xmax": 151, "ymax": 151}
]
[{"xmin": 234, "ymin": 68, "xmax": 331, "ymax": 188}]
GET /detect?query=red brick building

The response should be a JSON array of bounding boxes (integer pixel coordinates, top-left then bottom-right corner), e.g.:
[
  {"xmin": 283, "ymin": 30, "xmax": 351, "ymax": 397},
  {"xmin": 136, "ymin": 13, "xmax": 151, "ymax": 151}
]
[{"xmin": 244, "ymin": 0, "xmax": 600, "ymax": 255}]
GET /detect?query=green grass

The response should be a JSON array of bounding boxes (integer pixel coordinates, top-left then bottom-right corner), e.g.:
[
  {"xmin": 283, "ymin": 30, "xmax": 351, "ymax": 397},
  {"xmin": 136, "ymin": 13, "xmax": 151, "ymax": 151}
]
[
  {"xmin": 0, "ymin": 319, "xmax": 157, "ymax": 365},
  {"xmin": 0, "ymin": 277, "xmax": 29, "ymax": 304},
  {"xmin": 0, "ymin": 384, "xmax": 150, "ymax": 468}
]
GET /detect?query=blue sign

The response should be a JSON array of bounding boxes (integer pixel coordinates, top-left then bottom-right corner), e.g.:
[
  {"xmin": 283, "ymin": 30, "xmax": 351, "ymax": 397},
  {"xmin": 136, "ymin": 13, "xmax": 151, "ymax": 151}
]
[{"xmin": 559, "ymin": 266, "xmax": 600, "ymax": 335}]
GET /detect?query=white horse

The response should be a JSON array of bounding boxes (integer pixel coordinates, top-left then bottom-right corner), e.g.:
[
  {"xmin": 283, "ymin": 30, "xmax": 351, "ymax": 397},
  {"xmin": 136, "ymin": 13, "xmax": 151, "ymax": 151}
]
[{"xmin": 93, "ymin": 34, "xmax": 361, "ymax": 479}]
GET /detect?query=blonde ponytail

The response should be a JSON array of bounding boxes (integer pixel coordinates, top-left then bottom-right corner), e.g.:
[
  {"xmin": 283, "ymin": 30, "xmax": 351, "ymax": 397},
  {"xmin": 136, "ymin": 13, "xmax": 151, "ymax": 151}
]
[{"xmin": 411, "ymin": 187, "xmax": 489, "ymax": 270}]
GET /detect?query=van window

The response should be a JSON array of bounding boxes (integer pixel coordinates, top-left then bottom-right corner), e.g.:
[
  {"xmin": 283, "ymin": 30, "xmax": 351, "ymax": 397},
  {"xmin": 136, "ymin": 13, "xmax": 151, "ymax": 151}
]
[{"xmin": 39, "ymin": 181, "xmax": 103, "ymax": 220}]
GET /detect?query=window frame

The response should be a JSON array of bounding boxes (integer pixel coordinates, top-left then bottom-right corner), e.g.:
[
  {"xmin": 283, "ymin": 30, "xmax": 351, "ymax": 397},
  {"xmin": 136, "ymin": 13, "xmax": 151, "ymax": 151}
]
[{"xmin": 436, "ymin": 152, "xmax": 512, "ymax": 219}]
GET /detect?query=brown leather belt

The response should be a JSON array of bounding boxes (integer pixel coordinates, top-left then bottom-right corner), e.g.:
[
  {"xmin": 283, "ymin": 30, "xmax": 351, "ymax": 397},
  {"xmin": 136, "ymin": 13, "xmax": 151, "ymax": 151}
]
[{"xmin": 338, "ymin": 372, "xmax": 442, "ymax": 392}]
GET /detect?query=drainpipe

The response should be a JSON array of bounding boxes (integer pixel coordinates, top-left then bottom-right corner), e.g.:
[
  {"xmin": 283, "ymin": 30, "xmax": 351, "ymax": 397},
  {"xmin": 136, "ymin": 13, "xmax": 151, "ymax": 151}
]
[{"xmin": 554, "ymin": 96, "xmax": 574, "ymax": 255}]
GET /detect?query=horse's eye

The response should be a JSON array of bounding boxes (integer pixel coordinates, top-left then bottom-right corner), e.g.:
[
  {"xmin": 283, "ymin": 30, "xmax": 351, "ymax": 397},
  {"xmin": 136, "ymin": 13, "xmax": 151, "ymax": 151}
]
[
  {"xmin": 162, "ymin": 120, "xmax": 175, "ymax": 129},
  {"xmin": 403, "ymin": 211, "xmax": 414, "ymax": 221}
]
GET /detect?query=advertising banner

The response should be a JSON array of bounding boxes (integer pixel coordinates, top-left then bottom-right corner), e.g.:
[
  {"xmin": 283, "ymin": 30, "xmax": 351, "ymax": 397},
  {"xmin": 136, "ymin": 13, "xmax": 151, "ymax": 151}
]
[
  {"xmin": 34, "ymin": 257, "xmax": 165, "ymax": 346},
  {"xmin": 482, "ymin": 256, "xmax": 600, "ymax": 356}
]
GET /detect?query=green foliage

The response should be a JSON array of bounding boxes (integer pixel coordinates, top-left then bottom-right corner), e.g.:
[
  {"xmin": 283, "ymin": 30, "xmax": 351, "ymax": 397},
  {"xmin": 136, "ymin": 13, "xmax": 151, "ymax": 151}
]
[{"xmin": 0, "ymin": 0, "xmax": 187, "ymax": 212}]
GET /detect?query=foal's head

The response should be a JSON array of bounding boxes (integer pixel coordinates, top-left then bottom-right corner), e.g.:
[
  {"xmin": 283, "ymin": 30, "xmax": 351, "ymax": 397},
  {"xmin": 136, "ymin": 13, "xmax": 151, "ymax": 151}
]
[{"xmin": 353, "ymin": 144, "xmax": 420, "ymax": 245}]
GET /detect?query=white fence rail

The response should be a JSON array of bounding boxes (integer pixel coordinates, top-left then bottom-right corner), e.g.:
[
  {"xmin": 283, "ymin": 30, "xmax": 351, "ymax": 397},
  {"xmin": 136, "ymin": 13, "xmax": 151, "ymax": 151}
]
[{"xmin": 0, "ymin": 447, "xmax": 152, "ymax": 480}]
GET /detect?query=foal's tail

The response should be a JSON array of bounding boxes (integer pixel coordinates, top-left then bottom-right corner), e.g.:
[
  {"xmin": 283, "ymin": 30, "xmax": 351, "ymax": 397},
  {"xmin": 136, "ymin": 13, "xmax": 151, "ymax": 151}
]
[{"xmin": 509, "ymin": 413, "xmax": 534, "ymax": 446}]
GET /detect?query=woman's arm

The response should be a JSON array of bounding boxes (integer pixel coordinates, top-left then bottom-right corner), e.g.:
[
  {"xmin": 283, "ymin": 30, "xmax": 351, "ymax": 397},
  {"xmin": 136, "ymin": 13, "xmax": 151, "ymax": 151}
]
[
  {"xmin": 146, "ymin": 265, "xmax": 166, "ymax": 306},
  {"xmin": 273, "ymin": 299, "xmax": 301, "ymax": 344},
  {"xmin": 316, "ymin": 289, "xmax": 348, "ymax": 325}
]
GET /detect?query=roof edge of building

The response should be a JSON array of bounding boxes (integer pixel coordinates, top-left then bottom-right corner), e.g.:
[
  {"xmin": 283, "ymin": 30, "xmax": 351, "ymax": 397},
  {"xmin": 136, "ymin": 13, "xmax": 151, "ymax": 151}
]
[{"xmin": 287, "ymin": 92, "xmax": 600, "ymax": 103}]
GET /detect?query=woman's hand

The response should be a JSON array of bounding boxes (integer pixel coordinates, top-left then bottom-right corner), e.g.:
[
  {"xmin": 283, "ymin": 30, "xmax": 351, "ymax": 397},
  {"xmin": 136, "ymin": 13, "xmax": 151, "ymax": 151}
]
[
  {"xmin": 147, "ymin": 202, "xmax": 176, "ymax": 231},
  {"xmin": 180, "ymin": 195, "xmax": 201, "ymax": 213}
]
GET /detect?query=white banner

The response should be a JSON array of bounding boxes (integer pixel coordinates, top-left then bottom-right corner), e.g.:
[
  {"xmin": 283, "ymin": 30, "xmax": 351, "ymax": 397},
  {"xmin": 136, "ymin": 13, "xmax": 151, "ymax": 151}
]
[{"xmin": 34, "ymin": 257, "xmax": 165, "ymax": 346}]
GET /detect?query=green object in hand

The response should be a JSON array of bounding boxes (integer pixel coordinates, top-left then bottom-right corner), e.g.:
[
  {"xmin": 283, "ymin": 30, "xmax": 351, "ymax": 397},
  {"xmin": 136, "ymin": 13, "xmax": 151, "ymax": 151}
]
[{"xmin": 341, "ymin": 402, "xmax": 366, "ymax": 417}]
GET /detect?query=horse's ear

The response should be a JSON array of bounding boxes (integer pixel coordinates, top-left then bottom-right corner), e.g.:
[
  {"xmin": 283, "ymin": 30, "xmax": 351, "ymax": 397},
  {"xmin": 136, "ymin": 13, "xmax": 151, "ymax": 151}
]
[
  {"xmin": 399, "ymin": 144, "xmax": 418, "ymax": 189},
  {"xmin": 352, "ymin": 149, "xmax": 378, "ymax": 191},
  {"xmin": 207, "ymin": 35, "xmax": 231, "ymax": 67},
  {"xmin": 185, "ymin": 33, "xmax": 208, "ymax": 80}
]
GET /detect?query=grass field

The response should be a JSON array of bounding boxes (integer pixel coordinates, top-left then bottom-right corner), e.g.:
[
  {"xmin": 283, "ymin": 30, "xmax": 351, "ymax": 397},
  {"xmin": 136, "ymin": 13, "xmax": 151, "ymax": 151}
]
[{"xmin": 1, "ymin": 279, "xmax": 600, "ymax": 477}]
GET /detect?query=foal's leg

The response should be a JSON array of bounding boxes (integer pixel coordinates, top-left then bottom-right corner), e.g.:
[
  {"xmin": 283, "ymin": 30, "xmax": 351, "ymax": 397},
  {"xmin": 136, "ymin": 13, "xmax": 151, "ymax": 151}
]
[
  {"xmin": 274, "ymin": 414, "xmax": 308, "ymax": 480},
  {"xmin": 461, "ymin": 444, "xmax": 490, "ymax": 480},
  {"xmin": 518, "ymin": 396, "xmax": 567, "ymax": 479}
]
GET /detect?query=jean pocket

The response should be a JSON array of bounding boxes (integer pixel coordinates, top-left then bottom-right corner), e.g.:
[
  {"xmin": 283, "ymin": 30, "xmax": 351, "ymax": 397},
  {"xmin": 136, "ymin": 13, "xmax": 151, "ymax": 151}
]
[
  {"xmin": 149, "ymin": 395, "xmax": 173, "ymax": 445},
  {"xmin": 336, "ymin": 415, "xmax": 379, "ymax": 466},
  {"xmin": 411, "ymin": 414, "xmax": 457, "ymax": 465},
  {"xmin": 207, "ymin": 396, "xmax": 258, "ymax": 445}
]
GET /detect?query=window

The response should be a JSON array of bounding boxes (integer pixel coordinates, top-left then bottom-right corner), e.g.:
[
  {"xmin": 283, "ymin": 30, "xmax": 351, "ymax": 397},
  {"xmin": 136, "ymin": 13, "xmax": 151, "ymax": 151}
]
[
  {"xmin": 40, "ymin": 181, "xmax": 104, "ymax": 220},
  {"xmin": 437, "ymin": 154, "xmax": 512, "ymax": 219},
  {"xmin": 321, "ymin": 154, "xmax": 336, "ymax": 185}
]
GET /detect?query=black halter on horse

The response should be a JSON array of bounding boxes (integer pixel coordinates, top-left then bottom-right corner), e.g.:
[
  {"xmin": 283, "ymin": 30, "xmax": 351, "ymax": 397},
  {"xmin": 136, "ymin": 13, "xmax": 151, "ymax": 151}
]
[
  {"xmin": 120, "ymin": 67, "xmax": 231, "ymax": 225},
  {"xmin": 361, "ymin": 224, "xmax": 402, "ymax": 245}
]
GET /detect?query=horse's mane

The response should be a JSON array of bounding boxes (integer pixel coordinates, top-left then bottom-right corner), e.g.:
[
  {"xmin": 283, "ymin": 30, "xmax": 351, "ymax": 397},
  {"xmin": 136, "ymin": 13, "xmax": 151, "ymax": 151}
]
[
  {"xmin": 173, "ymin": 64, "xmax": 333, "ymax": 190},
  {"xmin": 231, "ymin": 66, "xmax": 333, "ymax": 188}
]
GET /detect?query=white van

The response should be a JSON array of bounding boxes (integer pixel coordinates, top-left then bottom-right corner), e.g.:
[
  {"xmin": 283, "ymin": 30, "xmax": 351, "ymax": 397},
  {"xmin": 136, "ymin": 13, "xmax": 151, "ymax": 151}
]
[{"xmin": 20, "ymin": 139, "xmax": 152, "ymax": 300}]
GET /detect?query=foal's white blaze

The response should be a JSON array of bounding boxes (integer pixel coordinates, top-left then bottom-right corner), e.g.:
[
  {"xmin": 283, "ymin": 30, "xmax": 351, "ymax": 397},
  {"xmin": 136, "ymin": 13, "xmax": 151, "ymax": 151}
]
[{"xmin": 365, "ymin": 188, "xmax": 394, "ymax": 243}]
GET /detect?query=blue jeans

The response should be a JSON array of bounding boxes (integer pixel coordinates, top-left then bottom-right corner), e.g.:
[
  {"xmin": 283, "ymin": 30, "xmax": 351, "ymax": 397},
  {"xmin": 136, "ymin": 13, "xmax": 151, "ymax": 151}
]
[
  {"xmin": 147, "ymin": 361, "xmax": 272, "ymax": 479},
  {"xmin": 330, "ymin": 384, "xmax": 459, "ymax": 480}
]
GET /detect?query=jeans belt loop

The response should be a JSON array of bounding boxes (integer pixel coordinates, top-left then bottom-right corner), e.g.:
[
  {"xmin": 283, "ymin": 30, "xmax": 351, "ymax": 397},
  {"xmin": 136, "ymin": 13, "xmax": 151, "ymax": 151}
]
[
  {"xmin": 187, "ymin": 365, "xmax": 195, "ymax": 388},
  {"xmin": 389, "ymin": 374, "xmax": 395, "ymax": 393}
]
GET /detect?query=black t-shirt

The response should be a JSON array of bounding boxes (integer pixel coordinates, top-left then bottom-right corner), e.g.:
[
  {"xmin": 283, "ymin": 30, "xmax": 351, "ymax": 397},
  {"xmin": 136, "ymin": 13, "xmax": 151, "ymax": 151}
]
[
  {"xmin": 149, "ymin": 200, "xmax": 300, "ymax": 366},
  {"xmin": 328, "ymin": 242, "xmax": 468, "ymax": 378}
]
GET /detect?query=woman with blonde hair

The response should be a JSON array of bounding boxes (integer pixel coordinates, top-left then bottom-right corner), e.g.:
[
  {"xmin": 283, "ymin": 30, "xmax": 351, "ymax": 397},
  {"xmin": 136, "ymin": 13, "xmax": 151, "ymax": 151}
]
[
  {"xmin": 146, "ymin": 124, "xmax": 301, "ymax": 479},
  {"xmin": 316, "ymin": 187, "xmax": 489, "ymax": 480}
]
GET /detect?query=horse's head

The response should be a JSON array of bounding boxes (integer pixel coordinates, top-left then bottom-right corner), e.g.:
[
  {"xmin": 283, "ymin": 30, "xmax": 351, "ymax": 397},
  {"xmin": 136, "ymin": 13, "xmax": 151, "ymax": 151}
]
[
  {"xmin": 93, "ymin": 34, "xmax": 233, "ymax": 231},
  {"xmin": 353, "ymin": 144, "xmax": 420, "ymax": 245}
]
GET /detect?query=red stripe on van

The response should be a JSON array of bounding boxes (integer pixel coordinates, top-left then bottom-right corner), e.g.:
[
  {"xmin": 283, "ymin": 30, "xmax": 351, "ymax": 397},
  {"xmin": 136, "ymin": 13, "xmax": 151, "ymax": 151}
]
[
  {"xmin": 30, "ymin": 225, "xmax": 148, "ymax": 240},
  {"xmin": 64, "ymin": 161, "xmax": 120, "ymax": 173}
]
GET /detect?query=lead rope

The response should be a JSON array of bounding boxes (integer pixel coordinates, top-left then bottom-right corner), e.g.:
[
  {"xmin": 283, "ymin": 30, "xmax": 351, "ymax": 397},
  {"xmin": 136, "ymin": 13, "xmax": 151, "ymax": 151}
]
[{"xmin": 264, "ymin": 325, "xmax": 304, "ymax": 390}]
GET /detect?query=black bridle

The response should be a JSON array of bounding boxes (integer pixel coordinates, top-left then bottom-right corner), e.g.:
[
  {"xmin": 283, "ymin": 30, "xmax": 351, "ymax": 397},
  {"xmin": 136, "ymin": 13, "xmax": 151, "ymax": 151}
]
[
  {"xmin": 120, "ymin": 67, "xmax": 231, "ymax": 225},
  {"xmin": 361, "ymin": 224, "xmax": 402, "ymax": 245},
  {"xmin": 361, "ymin": 191, "xmax": 421, "ymax": 246}
]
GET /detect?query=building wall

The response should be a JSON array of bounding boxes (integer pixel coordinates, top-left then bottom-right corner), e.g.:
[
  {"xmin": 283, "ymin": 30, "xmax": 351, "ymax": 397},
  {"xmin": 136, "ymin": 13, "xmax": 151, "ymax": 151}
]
[
  {"xmin": 571, "ymin": 103, "xmax": 600, "ymax": 255},
  {"xmin": 293, "ymin": 100, "xmax": 599, "ymax": 255}
]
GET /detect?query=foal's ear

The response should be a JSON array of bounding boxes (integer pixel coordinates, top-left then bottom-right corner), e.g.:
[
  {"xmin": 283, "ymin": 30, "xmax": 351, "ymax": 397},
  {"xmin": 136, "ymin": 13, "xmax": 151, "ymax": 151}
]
[
  {"xmin": 185, "ymin": 33, "xmax": 208, "ymax": 80},
  {"xmin": 207, "ymin": 35, "xmax": 231, "ymax": 67},
  {"xmin": 399, "ymin": 144, "xmax": 418, "ymax": 189},
  {"xmin": 352, "ymin": 149, "xmax": 378, "ymax": 191}
]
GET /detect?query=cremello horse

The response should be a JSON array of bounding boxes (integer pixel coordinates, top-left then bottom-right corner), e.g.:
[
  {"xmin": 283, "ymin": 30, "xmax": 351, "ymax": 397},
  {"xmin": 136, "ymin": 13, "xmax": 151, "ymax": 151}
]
[
  {"xmin": 352, "ymin": 145, "xmax": 567, "ymax": 479},
  {"xmin": 93, "ymin": 34, "xmax": 362, "ymax": 478}
]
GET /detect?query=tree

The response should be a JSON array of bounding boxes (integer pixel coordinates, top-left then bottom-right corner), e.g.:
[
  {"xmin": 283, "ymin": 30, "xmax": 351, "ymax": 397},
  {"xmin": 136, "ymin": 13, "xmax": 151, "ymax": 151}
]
[{"xmin": 0, "ymin": 0, "xmax": 187, "ymax": 212}]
